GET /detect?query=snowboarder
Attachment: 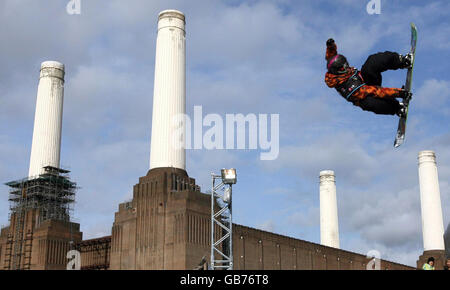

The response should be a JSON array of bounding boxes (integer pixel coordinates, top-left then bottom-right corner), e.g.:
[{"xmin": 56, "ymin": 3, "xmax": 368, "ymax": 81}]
[{"xmin": 324, "ymin": 38, "xmax": 413, "ymax": 117}]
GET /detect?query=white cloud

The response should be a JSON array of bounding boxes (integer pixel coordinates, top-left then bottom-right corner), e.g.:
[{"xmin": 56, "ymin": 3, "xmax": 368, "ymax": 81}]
[
  {"xmin": 416, "ymin": 79, "xmax": 450, "ymax": 113},
  {"xmin": 257, "ymin": 220, "xmax": 276, "ymax": 233}
]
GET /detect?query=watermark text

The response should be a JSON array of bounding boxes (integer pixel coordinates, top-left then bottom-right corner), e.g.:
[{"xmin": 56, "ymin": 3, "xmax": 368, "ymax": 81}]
[
  {"xmin": 66, "ymin": 0, "xmax": 81, "ymax": 15},
  {"xmin": 366, "ymin": 0, "xmax": 381, "ymax": 15},
  {"xmin": 171, "ymin": 106, "xmax": 279, "ymax": 161}
]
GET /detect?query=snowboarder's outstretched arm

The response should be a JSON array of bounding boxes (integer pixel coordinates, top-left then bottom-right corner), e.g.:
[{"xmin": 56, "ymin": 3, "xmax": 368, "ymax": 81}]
[{"xmin": 326, "ymin": 38, "xmax": 337, "ymax": 60}]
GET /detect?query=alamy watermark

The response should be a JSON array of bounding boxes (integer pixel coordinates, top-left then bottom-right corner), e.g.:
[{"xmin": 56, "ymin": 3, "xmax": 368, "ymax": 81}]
[
  {"xmin": 170, "ymin": 106, "xmax": 279, "ymax": 161},
  {"xmin": 67, "ymin": 250, "xmax": 81, "ymax": 270},
  {"xmin": 66, "ymin": 249, "xmax": 383, "ymax": 270},
  {"xmin": 366, "ymin": 250, "xmax": 381, "ymax": 270},
  {"xmin": 67, "ymin": 0, "xmax": 380, "ymax": 16},
  {"xmin": 366, "ymin": 0, "xmax": 381, "ymax": 15},
  {"xmin": 67, "ymin": 0, "xmax": 81, "ymax": 15}
]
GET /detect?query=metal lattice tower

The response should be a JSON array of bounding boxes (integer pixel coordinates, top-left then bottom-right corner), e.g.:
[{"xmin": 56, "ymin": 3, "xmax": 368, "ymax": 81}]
[{"xmin": 210, "ymin": 173, "xmax": 234, "ymax": 270}]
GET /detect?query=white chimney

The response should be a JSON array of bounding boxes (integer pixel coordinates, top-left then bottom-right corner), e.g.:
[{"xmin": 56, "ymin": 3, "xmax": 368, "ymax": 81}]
[
  {"xmin": 28, "ymin": 61, "xmax": 65, "ymax": 177},
  {"xmin": 320, "ymin": 170, "xmax": 340, "ymax": 249},
  {"xmin": 149, "ymin": 10, "xmax": 186, "ymax": 171},
  {"xmin": 418, "ymin": 151, "xmax": 445, "ymax": 251}
]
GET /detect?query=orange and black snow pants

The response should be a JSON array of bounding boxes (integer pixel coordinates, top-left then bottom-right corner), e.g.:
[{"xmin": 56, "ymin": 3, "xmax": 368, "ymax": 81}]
[{"xmin": 359, "ymin": 51, "xmax": 404, "ymax": 115}]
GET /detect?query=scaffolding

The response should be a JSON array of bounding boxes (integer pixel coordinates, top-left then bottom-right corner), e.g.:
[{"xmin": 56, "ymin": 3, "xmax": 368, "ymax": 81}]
[{"xmin": 4, "ymin": 166, "xmax": 76, "ymax": 270}]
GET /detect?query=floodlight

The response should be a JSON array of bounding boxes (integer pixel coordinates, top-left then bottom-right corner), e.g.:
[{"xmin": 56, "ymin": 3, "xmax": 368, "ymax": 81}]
[{"xmin": 221, "ymin": 168, "xmax": 237, "ymax": 184}]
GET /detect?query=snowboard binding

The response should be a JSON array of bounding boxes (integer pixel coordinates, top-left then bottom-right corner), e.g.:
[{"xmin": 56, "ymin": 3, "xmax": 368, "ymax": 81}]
[{"xmin": 399, "ymin": 52, "xmax": 414, "ymax": 69}]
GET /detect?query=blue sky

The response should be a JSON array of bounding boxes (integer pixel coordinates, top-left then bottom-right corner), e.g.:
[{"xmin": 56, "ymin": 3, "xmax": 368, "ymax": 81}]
[{"xmin": 0, "ymin": 0, "xmax": 449, "ymax": 267}]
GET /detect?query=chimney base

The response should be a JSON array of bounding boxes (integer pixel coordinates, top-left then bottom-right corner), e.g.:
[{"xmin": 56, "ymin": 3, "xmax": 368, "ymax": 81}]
[{"xmin": 417, "ymin": 250, "xmax": 446, "ymax": 270}]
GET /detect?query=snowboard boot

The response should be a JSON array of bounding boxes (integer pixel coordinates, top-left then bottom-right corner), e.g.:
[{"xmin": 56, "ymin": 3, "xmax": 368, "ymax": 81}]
[
  {"xmin": 397, "ymin": 102, "xmax": 407, "ymax": 118},
  {"xmin": 399, "ymin": 52, "xmax": 413, "ymax": 69}
]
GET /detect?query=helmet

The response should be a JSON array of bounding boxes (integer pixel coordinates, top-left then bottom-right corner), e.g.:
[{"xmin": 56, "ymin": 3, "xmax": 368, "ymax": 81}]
[{"xmin": 327, "ymin": 54, "xmax": 350, "ymax": 75}]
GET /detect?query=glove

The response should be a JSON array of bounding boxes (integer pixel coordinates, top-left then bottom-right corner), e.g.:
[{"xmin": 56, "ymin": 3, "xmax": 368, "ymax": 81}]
[
  {"xmin": 399, "ymin": 89, "xmax": 412, "ymax": 99},
  {"xmin": 326, "ymin": 38, "xmax": 335, "ymax": 47}
]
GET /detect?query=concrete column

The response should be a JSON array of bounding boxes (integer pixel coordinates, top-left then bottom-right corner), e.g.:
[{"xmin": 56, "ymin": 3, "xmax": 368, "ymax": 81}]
[
  {"xmin": 28, "ymin": 61, "xmax": 65, "ymax": 177},
  {"xmin": 320, "ymin": 170, "xmax": 340, "ymax": 249},
  {"xmin": 150, "ymin": 10, "xmax": 186, "ymax": 170},
  {"xmin": 418, "ymin": 151, "xmax": 445, "ymax": 251}
]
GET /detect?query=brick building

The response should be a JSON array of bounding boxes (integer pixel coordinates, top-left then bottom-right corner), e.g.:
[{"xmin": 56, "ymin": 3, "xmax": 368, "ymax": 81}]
[{"xmin": 75, "ymin": 167, "xmax": 414, "ymax": 270}]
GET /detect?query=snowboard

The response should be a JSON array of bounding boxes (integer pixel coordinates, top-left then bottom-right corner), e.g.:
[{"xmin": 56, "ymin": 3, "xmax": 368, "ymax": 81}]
[{"xmin": 394, "ymin": 23, "xmax": 418, "ymax": 148}]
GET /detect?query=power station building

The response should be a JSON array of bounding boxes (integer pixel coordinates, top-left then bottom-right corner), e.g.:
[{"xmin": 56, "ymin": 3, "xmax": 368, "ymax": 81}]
[{"xmin": 0, "ymin": 10, "xmax": 445, "ymax": 270}]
